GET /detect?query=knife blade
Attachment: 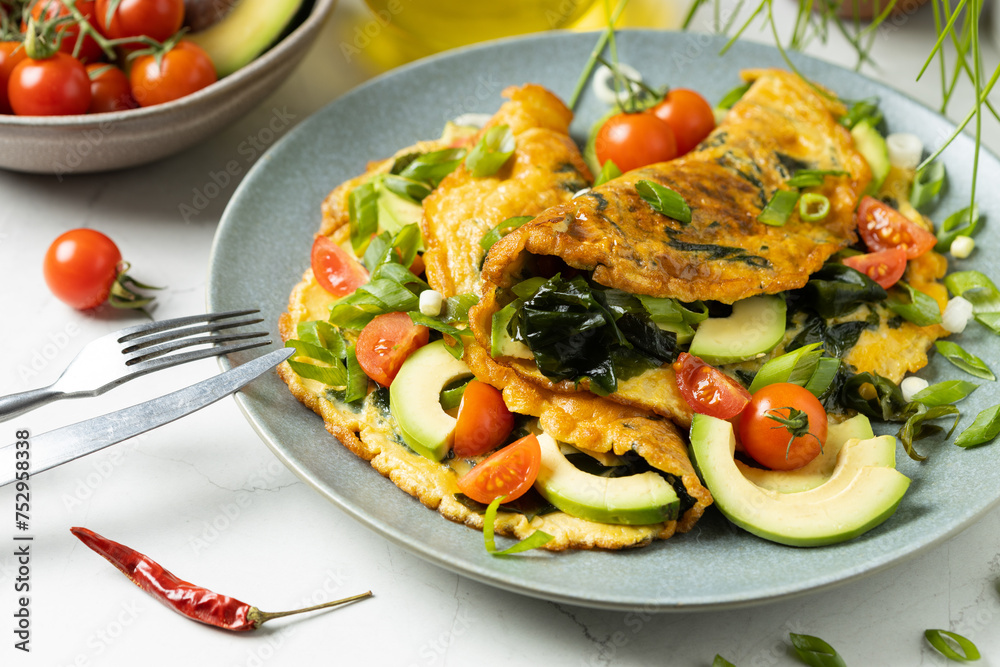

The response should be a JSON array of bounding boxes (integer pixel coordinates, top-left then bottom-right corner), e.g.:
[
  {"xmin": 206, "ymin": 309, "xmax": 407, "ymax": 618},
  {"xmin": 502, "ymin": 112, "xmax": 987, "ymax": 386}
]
[{"xmin": 0, "ymin": 347, "xmax": 293, "ymax": 487}]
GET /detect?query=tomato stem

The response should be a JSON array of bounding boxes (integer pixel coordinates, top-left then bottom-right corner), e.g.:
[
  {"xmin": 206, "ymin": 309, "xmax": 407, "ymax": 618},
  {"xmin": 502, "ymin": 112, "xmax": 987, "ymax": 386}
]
[{"xmin": 766, "ymin": 406, "xmax": 821, "ymax": 459}]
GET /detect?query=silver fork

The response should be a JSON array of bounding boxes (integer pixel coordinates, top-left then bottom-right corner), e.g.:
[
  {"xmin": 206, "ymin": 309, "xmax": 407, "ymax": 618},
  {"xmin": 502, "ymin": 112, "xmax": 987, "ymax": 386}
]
[{"xmin": 0, "ymin": 309, "xmax": 270, "ymax": 422}]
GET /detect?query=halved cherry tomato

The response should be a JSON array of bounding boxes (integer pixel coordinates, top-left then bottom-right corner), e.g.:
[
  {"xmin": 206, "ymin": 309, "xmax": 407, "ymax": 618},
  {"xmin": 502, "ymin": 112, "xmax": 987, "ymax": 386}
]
[
  {"xmin": 856, "ymin": 196, "xmax": 936, "ymax": 259},
  {"xmin": 453, "ymin": 380, "xmax": 515, "ymax": 458},
  {"xmin": 8, "ymin": 52, "xmax": 91, "ymax": 116},
  {"xmin": 95, "ymin": 0, "xmax": 184, "ymax": 42},
  {"xmin": 673, "ymin": 352, "xmax": 752, "ymax": 420},
  {"xmin": 129, "ymin": 40, "xmax": 216, "ymax": 107},
  {"xmin": 43, "ymin": 228, "xmax": 121, "ymax": 309},
  {"xmin": 311, "ymin": 235, "xmax": 368, "ymax": 297},
  {"xmin": 651, "ymin": 88, "xmax": 715, "ymax": 156},
  {"xmin": 86, "ymin": 63, "xmax": 136, "ymax": 113},
  {"xmin": 595, "ymin": 111, "xmax": 677, "ymax": 173},
  {"xmin": 842, "ymin": 247, "xmax": 907, "ymax": 289},
  {"xmin": 0, "ymin": 41, "xmax": 27, "ymax": 114},
  {"xmin": 26, "ymin": 0, "xmax": 104, "ymax": 63},
  {"xmin": 355, "ymin": 312, "xmax": 429, "ymax": 387},
  {"xmin": 738, "ymin": 383, "xmax": 827, "ymax": 471},
  {"xmin": 456, "ymin": 434, "xmax": 541, "ymax": 504}
]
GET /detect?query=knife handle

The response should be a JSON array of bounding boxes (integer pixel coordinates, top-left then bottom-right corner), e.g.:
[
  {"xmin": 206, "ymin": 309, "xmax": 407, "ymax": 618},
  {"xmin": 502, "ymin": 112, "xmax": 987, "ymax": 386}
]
[{"xmin": 0, "ymin": 386, "xmax": 60, "ymax": 423}]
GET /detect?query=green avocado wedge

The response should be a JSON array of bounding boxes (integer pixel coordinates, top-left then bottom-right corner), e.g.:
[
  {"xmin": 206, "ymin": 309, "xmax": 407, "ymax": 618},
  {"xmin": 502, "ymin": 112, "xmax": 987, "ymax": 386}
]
[
  {"xmin": 690, "ymin": 414, "xmax": 910, "ymax": 547},
  {"xmin": 688, "ymin": 295, "xmax": 785, "ymax": 365},
  {"xmin": 534, "ymin": 433, "xmax": 679, "ymax": 525},
  {"xmin": 188, "ymin": 0, "xmax": 304, "ymax": 77}
]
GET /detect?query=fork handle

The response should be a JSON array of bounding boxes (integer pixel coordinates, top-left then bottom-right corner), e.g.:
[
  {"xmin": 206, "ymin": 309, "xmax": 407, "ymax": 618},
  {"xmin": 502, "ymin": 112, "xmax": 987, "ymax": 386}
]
[{"xmin": 0, "ymin": 387, "xmax": 61, "ymax": 423}]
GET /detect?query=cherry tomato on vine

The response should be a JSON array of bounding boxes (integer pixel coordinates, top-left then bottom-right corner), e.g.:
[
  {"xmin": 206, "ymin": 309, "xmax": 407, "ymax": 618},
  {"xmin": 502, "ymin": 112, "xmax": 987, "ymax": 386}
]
[
  {"xmin": 86, "ymin": 63, "xmax": 136, "ymax": 112},
  {"xmin": 456, "ymin": 434, "xmax": 541, "ymax": 504},
  {"xmin": 453, "ymin": 380, "xmax": 515, "ymax": 458},
  {"xmin": 95, "ymin": 0, "xmax": 184, "ymax": 42},
  {"xmin": 9, "ymin": 52, "xmax": 91, "ymax": 115},
  {"xmin": 310, "ymin": 235, "xmax": 368, "ymax": 297},
  {"xmin": 651, "ymin": 88, "xmax": 715, "ymax": 156},
  {"xmin": 355, "ymin": 312, "xmax": 429, "ymax": 387},
  {"xmin": 855, "ymin": 196, "xmax": 936, "ymax": 259},
  {"xmin": 594, "ymin": 111, "xmax": 677, "ymax": 173},
  {"xmin": 673, "ymin": 352, "xmax": 751, "ymax": 420},
  {"xmin": 842, "ymin": 247, "xmax": 907, "ymax": 289},
  {"xmin": 0, "ymin": 41, "xmax": 28, "ymax": 114},
  {"xmin": 43, "ymin": 228, "xmax": 122, "ymax": 309},
  {"xmin": 129, "ymin": 40, "xmax": 217, "ymax": 107},
  {"xmin": 26, "ymin": 0, "xmax": 104, "ymax": 63},
  {"xmin": 738, "ymin": 383, "xmax": 828, "ymax": 471}
]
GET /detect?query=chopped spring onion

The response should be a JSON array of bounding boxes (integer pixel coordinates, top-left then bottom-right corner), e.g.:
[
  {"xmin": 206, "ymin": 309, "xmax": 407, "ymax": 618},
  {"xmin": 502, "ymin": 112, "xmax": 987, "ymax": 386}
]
[
  {"xmin": 935, "ymin": 205, "xmax": 981, "ymax": 252},
  {"xmin": 418, "ymin": 289, "xmax": 443, "ymax": 317},
  {"xmin": 784, "ymin": 169, "xmax": 847, "ymax": 188},
  {"xmin": 408, "ymin": 312, "xmax": 469, "ymax": 359},
  {"xmin": 396, "ymin": 147, "xmax": 467, "ymax": 187},
  {"xmin": 788, "ymin": 633, "xmax": 846, "ymax": 667},
  {"xmin": 898, "ymin": 403, "xmax": 960, "ymax": 461},
  {"xmin": 803, "ymin": 357, "xmax": 841, "ymax": 398},
  {"xmin": 636, "ymin": 295, "xmax": 708, "ymax": 325},
  {"xmin": 717, "ymin": 82, "xmax": 751, "ymax": 110},
  {"xmin": 944, "ymin": 271, "xmax": 1000, "ymax": 335},
  {"xmin": 381, "ymin": 174, "xmax": 433, "ymax": 204},
  {"xmin": 439, "ymin": 378, "xmax": 470, "ymax": 410},
  {"xmin": 924, "ymin": 629, "xmax": 981, "ymax": 661},
  {"xmin": 636, "ymin": 180, "xmax": 692, "ymax": 223},
  {"xmin": 911, "ymin": 380, "xmax": 978, "ymax": 407},
  {"xmin": 886, "ymin": 281, "xmax": 943, "ymax": 327},
  {"xmin": 348, "ymin": 180, "xmax": 379, "ymax": 255},
  {"xmin": 594, "ymin": 160, "xmax": 622, "ymax": 187},
  {"xmin": 465, "ymin": 125, "xmax": 515, "ymax": 177},
  {"xmin": 592, "ymin": 62, "xmax": 644, "ymax": 106},
  {"xmin": 479, "ymin": 216, "xmax": 532, "ymax": 254},
  {"xmin": 757, "ymin": 189, "xmax": 799, "ymax": 226},
  {"xmin": 887, "ymin": 132, "xmax": 924, "ymax": 170},
  {"xmin": 934, "ymin": 341, "xmax": 995, "ymax": 381},
  {"xmin": 712, "ymin": 656, "xmax": 736, "ymax": 667},
  {"xmin": 798, "ymin": 193, "xmax": 830, "ymax": 221},
  {"xmin": 900, "ymin": 376, "xmax": 930, "ymax": 403},
  {"xmin": 285, "ymin": 322, "xmax": 352, "ymax": 389},
  {"xmin": 483, "ymin": 496, "xmax": 553, "ymax": 555},
  {"xmin": 909, "ymin": 160, "xmax": 947, "ymax": 210},
  {"xmin": 950, "ymin": 235, "xmax": 976, "ymax": 259},
  {"xmin": 839, "ymin": 99, "xmax": 883, "ymax": 130},
  {"xmin": 450, "ymin": 113, "xmax": 491, "ymax": 129},
  {"xmin": 342, "ymin": 345, "xmax": 369, "ymax": 403},
  {"xmin": 942, "ymin": 297, "xmax": 975, "ymax": 334},
  {"xmin": 748, "ymin": 343, "xmax": 823, "ymax": 393},
  {"xmin": 954, "ymin": 404, "xmax": 1000, "ymax": 448}
]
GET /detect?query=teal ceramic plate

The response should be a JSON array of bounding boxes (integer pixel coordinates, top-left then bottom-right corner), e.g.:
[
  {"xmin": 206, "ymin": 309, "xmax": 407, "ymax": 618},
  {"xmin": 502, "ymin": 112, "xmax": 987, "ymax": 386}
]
[{"xmin": 207, "ymin": 31, "xmax": 1000, "ymax": 611}]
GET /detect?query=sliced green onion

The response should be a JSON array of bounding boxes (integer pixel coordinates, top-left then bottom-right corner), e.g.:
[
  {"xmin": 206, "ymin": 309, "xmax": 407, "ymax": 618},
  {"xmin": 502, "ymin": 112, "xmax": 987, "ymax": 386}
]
[
  {"xmin": 886, "ymin": 281, "xmax": 942, "ymax": 326},
  {"xmin": 934, "ymin": 341, "xmax": 995, "ymax": 381},
  {"xmin": 789, "ymin": 633, "xmax": 846, "ymax": 667},
  {"xmin": 803, "ymin": 357, "xmax": 842, "ymax": 398},
  {"xmin": 480, "ymin": 216, "xmax": 533, "ymax": 254},
  {"xmin": 898, "ymin": 403, "xmax": 960, "ymax": 461},
  {"xmin": 408, "ymin": 312, "xmax": 469, "ymax": 358},
  {"xmin": 712, "ymin": 656, "xmax": 736, "ymax": 667},
  {"xmin": 381, "ymin": 174, "xmax": 432, "ymax": 204},
  {"xmin": 511, "ymin": 276, "xmax": 548, "ymax": 300},
  {"xmin": 839, "ymin": 99, "xmax": 883, "ymax": 130},
  {"xmin": 798, "ymin": 193, "xmax": 830, "ymax": 221},
  {"xmin": 749, "ymin": 343, "xmax": 823, "ymax": 393},
  {"xmin": 286, "ymin": 360, "xmax": 348, "ymax": 387},
  {"xmin": 944, "ymin": 270, "xmax": 1000, "ymax": 334},
  {"xmin": 397, "ymin": 147, "xmax": 467, "ymax": 186},
  {"xmin": 439, "ymin": 378, "xmax": 470, "ymax": 410},
  {"xmin": 483, "ymin": 496, "xmax": 553, "ymax": 555},
  {"xmin": 593, "ymin": 160, "xmax": 622, "ymax": 187},
  {"xmin": 296, "ymin": 320, "xmax": 347, "ymax": 357},
  {"xmin": 924, "ymin": 629, "xmax": 981, "ymax": 661},
  {"xmin": 954, "ymin": 404, "xmax": 1000, "ymax": 448},
  {"xmin": 785, "ymin": 169, "xmax": 848, "ymax": 188},
  {"xmin": 442, "ymin": 294, "xmax": 479, "ymax": 323},
  {"xmin": 910, "ymin": 161, "xmax": 947, "ymax": 210},
  {"xmin": 465, "ymin": 125, "xmax": 515, "ymax": 177},
  {"xmin": 636, "ymin": 295, "xmax": 708, "ymax": 325},
  {"xmin": 935, "ymin": 205, "xmax": 980, "ymax": 252},
  {"xmin": 758, "ymin": 189, "xmax": 799, "ymax": 226},
  {"xmin": 343, "ymin": 346, "xmax": 369, "ymax": 402},
  {"xmin": 348, "ymin": 181, "xmax": 379, "ymax": 255},
  {"xmin": 911, "ymin": 380, "xmax": 978, "ymax": 406},
  {"xmin": 717, "ymin": 82, "xmax": 751, "ymax": 109},
  {"xmin": 636, "ymin": 180, "xmax": 692, "ymax": 223}
]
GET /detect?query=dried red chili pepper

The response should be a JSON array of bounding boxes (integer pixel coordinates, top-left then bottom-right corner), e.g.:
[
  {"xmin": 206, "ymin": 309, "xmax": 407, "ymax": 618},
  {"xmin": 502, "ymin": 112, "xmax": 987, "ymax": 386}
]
[{"xmin": 71, "ymin": 527, "xmax": 371, "ymax": 631}]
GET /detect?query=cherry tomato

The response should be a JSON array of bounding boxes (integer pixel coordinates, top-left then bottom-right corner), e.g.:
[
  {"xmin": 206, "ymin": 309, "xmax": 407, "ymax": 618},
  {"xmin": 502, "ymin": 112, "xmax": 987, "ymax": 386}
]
[
  {"xmin": 355, "ymin": 312, "xmax": 429, "ymax": 387},
  {"xmin": 310, "ymin": 235, "xmax": 368, "ymax": 297},
  {"xmin": 842, "ymin": 247, "xmax": 908, "ymax": 289},
  {"xmin": 456, "ymin": 434, "xmax": 541, "ymax": 504},
  {"xmin": 673, "ymin": 352, "xmax": 752, "ymax": 420},
  {"xmin": 129, "ymin": 40, "xmax": 216, "ymax": 107},
  {"xmin": 651, "ymin": 88, "xmax": 716, "ymax": 156},
  {"xmin": 8, "ymin": 52, "xmax": 91, "ymax": 115},
  {"xmin": 43, "ymin": 228, "xmax": 122, "ymax": 309},
  {"xmin": 26, "ymin": 0, "xmax": 104, "ymax": 63},
  {"xmin": 86, "ymin": 63, "xmax": 136, "ymax": 112},
  {"xmin": 95, "ymin": 0, "xmax": 184, "ymax": 42},
  {"xmin": 856, "ymin": 196, "xmax": 936, "ymax": 259},
  {"xmin": 0, "ymin": 41, "xmax": 28, "ymax": 114},
  {"xmin": 453, "ymin": 380, "xmax": 515, "ymax": 458},
  {"xmin": 738, "ymin": 383, "xmax": 828, "ymax": 471},
  {"xmin": 594, "ymin": 111, "xmax": 677, "ymax": 173}
]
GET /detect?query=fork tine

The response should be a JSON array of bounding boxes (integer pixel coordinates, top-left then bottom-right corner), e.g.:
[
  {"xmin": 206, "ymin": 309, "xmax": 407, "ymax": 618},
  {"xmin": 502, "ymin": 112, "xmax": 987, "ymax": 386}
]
[
  {"xmin": 120, "ymin": 316, "xmax": 265, "ymax": 353},
  {"xmin": 124, "ymin": 331, "xmax": 268, "ymax": 365},
  {"xmin": 115, "ymin": 309, "xmax": 261, "ymax": 343},
  {"xmin": 127, "ymin": 339, "xmax": 273, "ymax": 375}
]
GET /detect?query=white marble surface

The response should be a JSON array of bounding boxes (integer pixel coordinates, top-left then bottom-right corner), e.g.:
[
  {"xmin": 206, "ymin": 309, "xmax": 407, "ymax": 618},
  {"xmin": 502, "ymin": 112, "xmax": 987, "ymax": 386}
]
[{"xmin": 2, "ymin": 1, "xmax": 1000, "ymax": 665}]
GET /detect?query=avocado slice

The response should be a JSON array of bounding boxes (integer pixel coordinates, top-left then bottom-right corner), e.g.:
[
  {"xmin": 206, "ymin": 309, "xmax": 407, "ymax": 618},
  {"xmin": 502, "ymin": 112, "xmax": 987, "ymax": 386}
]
[
  {"xmin": 187, "ymin": 0, "xmax": 304, "ymax": 77},
  {"xmin": 534, "ymin": 433, "xmax": 679, "ymax": 525},
  {"xmin": 690, "ymin": 414, "xmax": 910, "ymax": 547},
  {"xmin": 851, "ymin": 120, "xmax": 890, "ymax": 194},
  {"xmin": 688, "ymin": 295, "xmax": 785, "ymax": 364},
  {"xmin": 377, "ymin": 189, "xmax": 423, "ymax": 236},
  {"xmin": 736, "ymin": 414, "xmax": 877, "ymax": 493},
  {"xmin": 389, "ymin": 340, "xmax": 472, "ymax": 461},
  {"xmin": 490, "ymin": 302, "xmax": 533, "ymax": 359}
]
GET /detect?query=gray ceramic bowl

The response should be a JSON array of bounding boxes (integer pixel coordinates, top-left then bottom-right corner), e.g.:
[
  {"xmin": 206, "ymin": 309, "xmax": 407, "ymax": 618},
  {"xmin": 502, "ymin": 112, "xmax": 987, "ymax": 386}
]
[{"xmin": 0, "ymin": 0, "xmax": 335, "ymax": 175}]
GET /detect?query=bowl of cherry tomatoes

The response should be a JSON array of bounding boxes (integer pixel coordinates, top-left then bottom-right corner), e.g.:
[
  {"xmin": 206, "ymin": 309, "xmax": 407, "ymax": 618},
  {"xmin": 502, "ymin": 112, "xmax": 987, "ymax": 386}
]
[{"xmin": 0, "ymin": 0, "xmax": 335, "ymax": 174}]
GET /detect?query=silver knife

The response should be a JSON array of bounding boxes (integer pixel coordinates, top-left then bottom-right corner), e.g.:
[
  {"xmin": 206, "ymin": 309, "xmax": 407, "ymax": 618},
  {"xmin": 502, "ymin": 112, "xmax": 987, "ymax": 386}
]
[{"xmin": 0, "ymin": 348, "xmax": 293, "ymax": 487}]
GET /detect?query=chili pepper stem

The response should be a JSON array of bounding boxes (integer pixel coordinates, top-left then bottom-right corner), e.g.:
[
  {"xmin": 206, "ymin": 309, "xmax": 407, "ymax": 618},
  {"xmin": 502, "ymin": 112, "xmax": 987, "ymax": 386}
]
[{"xmin": 247, "ymin": 591, "xmax": 374, "ymax": 629}]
